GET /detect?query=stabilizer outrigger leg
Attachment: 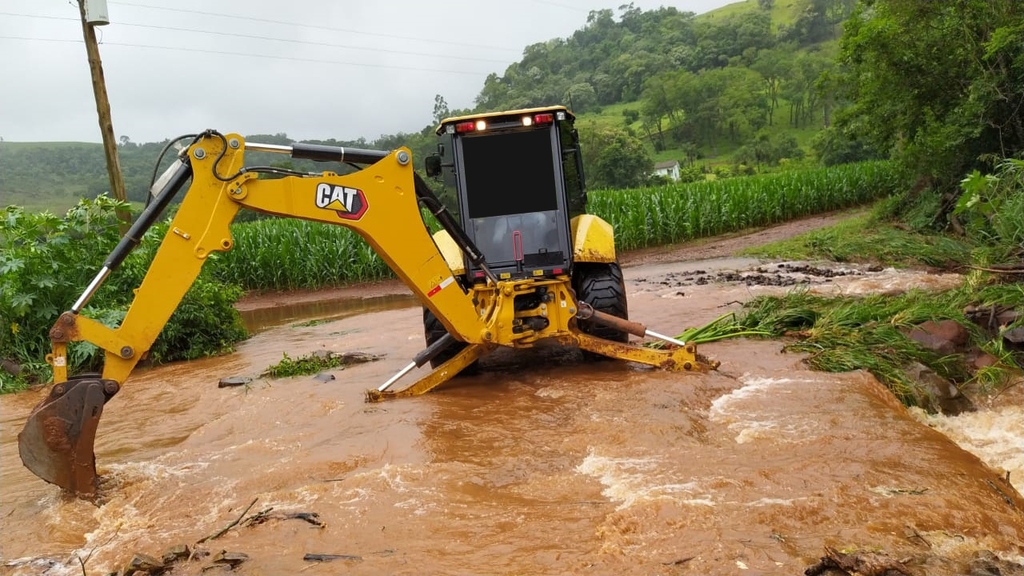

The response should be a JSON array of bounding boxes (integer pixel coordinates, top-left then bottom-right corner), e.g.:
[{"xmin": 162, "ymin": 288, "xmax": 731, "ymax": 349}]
[
  {"xmin": 18, "ymin": 376, "xmax": 120, "ymax": 496},
  {"xmin": 366, "ymin": 335, "xmax": 489, "ymax": 402},
  {"xmin": 575, "ymin": 303, "xmax": 720, "ymax": 371},
  {"xmin": 366, "ymin": 304, "xmax": 719, "ymax": 404}
]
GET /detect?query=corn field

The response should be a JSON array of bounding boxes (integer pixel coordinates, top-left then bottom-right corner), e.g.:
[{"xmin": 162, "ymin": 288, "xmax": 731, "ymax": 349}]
[
  {"xmin": 588, "ymin": 161, "xmax": 900, "ymax": 250},
  {"xmin": 213, "ymin": 220, "xmax": 391, "ymax": 289},
  {"xmin": 214, "ymin": 161, "xmax": 900, "ymax": 290}
]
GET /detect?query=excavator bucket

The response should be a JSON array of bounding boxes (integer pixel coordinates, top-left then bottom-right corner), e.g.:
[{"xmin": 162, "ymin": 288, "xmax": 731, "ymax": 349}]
[{"xmin": 18, "ymin": 377, "xmax": 119, "ymax": 496}]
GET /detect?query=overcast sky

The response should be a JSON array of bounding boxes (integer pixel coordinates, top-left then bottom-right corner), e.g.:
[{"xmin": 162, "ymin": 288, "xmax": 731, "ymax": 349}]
[{"xmin": 0, "ymin": 0, "xmax": 734, "ymax": 143}]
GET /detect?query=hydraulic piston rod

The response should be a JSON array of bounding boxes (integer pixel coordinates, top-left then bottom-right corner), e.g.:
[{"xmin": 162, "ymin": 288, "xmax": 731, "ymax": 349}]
[
  {"xmin": 576, "ymin": 303, "xmax": 690, "ymax": 348},
  {"xmin": 376, "ymin": 333, "xmax": 456, "ymax": 393}
]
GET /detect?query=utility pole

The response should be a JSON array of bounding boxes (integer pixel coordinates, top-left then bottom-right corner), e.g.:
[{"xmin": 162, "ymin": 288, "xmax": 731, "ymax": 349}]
[{"xmin": 77, "ymin": 0, "xmax": 130, "ymax": 230}]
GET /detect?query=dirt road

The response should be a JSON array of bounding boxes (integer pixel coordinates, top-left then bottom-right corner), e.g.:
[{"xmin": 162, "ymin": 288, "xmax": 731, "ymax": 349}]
[{"xmin": 2, "ymin": 215, "xmax": 1022, "ymax": 575}]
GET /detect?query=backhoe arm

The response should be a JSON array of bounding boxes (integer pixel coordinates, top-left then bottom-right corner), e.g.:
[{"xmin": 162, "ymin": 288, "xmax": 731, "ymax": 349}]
[{"xmin": 19, "ymin": 132, "xmax": 485, "ymax": 495}]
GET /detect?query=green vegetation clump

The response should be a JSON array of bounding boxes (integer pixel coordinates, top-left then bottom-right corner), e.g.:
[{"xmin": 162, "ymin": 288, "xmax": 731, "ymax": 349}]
[
  {"xmin": 747, "ymin": 157, "xmax": 1024, "ymax": 270},
  {"xmin": 955, "ymin": 159, "xmax": 1024, "ymax": 257},
  {"xmin": 736, "ymin": 283, "xmax": 1024, "ymax": 403},
  {"xmin": 0, "ymin": 198, "xmax": 247, "ymax": 392},
  {"xmin": 262, "ymin": 351, "xmax": 380, "ymax": 378},
  {"xmin": 655, "ymin": 312, "xmax": 770, "ymax": 348}
]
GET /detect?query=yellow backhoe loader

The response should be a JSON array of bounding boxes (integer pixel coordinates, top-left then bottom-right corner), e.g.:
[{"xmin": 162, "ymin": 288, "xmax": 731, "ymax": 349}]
[{"xmin": 18, "ymin": 106, "xmax": 717, "ymax": 496}]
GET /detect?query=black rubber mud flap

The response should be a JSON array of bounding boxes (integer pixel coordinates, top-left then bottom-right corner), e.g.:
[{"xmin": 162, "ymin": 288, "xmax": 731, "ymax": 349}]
[{"xmin": 18, "ymin": 377, "xmax": 118, "ymax": 496}]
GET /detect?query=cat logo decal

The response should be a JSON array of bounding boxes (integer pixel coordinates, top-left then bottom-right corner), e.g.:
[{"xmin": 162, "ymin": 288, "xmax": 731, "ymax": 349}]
[{"xmin": 315, "ymin": 183, "xmax": 368, "ymax": 220}]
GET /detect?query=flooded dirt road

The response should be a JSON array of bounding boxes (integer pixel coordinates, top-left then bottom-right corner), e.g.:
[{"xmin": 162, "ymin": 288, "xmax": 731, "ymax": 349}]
[{"xmin": 2, "ymin": 256, "xmax": 1023, "ymax": 575}]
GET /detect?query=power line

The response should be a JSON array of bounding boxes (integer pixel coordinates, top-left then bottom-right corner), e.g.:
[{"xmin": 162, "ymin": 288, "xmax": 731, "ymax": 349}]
[
  {"xmin": 0, "ymin": 12, "xmax": 512, "ymax": 65},
  {"xmin": 108, "ymin": 1, "xmax": 521, "ymax": 53},
  {"xmin": 0, "ymin": 36, "xmax": 492, "ymax": 76}
]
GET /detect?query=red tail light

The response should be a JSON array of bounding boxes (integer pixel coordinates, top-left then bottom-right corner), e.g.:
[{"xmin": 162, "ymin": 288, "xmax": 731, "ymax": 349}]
[
  {"xmin": 455, "ymin": 121, "xmax": 475, "ymax": 133},
  {"xmin": 533, "ymin": 113, "xmax": 554, "ymax": 125}
]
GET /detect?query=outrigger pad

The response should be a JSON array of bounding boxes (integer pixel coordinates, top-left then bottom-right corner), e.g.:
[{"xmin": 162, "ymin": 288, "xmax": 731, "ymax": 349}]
[{"xmin": 18, "ymin": 377, "xmax": 118, "ymax": 496}]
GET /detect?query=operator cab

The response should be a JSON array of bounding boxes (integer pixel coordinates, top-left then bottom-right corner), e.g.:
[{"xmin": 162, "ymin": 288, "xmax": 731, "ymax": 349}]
[{"xmin": 428, "ymin": 106, "xmax": 587, "ymax": 283}]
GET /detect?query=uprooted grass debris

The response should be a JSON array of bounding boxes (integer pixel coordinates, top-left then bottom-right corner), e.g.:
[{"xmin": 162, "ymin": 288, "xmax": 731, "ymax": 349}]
[
  {"xmin": 656, "ymin": 312, "xmax": 771, "ymax": 347},
  {"xmin": 733, "ymin": 280, "xmax": 1024, "ymax": 404},
  {"xmin": 262, "ymin": 350, "xmax": 382, "ymax": 378}
]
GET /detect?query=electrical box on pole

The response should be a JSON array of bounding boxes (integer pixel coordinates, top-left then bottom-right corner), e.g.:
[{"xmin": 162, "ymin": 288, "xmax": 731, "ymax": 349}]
[{"xmin": 84, "ymin": 0, "xmax": 109, "ymax": 25}]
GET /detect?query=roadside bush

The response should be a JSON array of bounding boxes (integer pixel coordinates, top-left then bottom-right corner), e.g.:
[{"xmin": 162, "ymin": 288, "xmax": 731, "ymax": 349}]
[
  {"xmin": 955, "ymin": 158, "xmax": 1024, "ymax": 256},
  {"xmin": 0, "ymin": 197, "xmax": 247, "ymax": 391},
  {"xmin": 678, "ymin": 166, "xmax": 704, "ymax": 183},
  {"xmin": 736, "ymin": 130, "xmax": 806, "ymax": 169},
  {"xmin": 811, "ymin": 126, "xmax": 881, "ymax": 166}
]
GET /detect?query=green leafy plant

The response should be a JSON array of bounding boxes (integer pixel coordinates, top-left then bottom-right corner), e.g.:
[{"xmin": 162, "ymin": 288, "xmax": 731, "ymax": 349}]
[
  {"xmin": 955, "ymin": 159, "xmax": 1024, "ymax": 255},
  {"xmin": 0, "ymin": 197, "xmax": 247, "ymax": 391}
]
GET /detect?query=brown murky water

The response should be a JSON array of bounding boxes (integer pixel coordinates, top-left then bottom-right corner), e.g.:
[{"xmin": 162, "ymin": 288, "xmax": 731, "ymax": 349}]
[{"xmin": 2, "ymin": 259, "xmax": 1022, "ymax": 575}]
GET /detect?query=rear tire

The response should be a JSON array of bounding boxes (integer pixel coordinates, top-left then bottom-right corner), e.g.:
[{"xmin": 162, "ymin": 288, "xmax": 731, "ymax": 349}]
[
  {"xmin": 573, "ymin": 262, "xmax": 629, "ymax": 343},
  {"xmin": 423, "ymin": 308, "xmax": 478, "ymax": 371}
]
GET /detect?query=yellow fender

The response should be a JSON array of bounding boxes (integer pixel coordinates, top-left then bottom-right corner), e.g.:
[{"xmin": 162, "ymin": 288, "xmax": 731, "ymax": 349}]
[{"xmin": 570, "ymin": 214, "xmax": 616, "ymax": 263}]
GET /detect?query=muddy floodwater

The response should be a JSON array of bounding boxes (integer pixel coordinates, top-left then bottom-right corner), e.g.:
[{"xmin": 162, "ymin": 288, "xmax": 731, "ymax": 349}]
[{"xmin": 2, "ymin": 258, "xmax": 1023, "ymax": 575}]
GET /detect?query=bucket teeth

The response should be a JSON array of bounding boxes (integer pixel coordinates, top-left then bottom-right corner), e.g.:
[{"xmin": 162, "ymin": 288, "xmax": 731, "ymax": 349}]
[{"xmin": 18, "ymin": 377, "xmax": 118, "ymax": 496}]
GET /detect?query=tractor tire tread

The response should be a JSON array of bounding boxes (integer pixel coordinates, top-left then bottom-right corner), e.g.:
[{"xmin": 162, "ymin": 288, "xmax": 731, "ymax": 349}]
[
  {"xmin": 423, "ymin": 308, "xmax": 478, "ymax": 372},
  {"xmin": 573, "ymin": 263, "xmax": 629, "ymax": 344}
]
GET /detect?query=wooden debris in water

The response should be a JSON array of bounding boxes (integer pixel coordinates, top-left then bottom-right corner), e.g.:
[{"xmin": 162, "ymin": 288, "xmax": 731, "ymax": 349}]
[
  {"xmin": 303, "ymin": 553, "xmax": 363, "ymax": 562},
  {"xmin": 196, "ymin": 498, "xmax": 258, "ymax": 545},
  {"xmin": 217, "ymin": 377, "xmax": 249, "ymax": 388},
  {"xmin": 244, "ymin": 509, "xmax": 326, "ymax": 528},
  {"xmin": 160, "ymin": 544, "xmax": 190, "ymax": 565},
  {"xmin": 121, "ymin": 553, "xmax": 165, "ymax": 576},
  {"xmin": 205, "ymin": 551, "xmax": 249, "ymax": 571},
  {"xmin": 804, "ymin": 546, "xmax": 912, "ymax": 576}
]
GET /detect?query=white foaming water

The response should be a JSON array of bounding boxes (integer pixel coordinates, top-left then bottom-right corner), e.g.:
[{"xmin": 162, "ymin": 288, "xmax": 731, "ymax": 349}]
[
  {"xmin": 708, "ymin": 375, "xmax": 785, "ymax": 419},
  {"xmin": 576, "ymin": 450, "xmax": 711, "ymax": 510},
  {"xmin": 743, "ymin": 497, "xmax": 805, "ymax": 507},
  {"xmin": 709, "ymin": 375, "xmax": 818, "ymax": 444},
  {"xmin": 103, "ymin": 458, "xmax": 210, "ymax": 480},
  {"xmin": 2, "ymin": 557, "xmax": 71, "ymax": 576},
  {"xmin": 534, "ymin": 387, "xmax": 566, "ymax": 399},
  {"xmin": 37, "ymin": 449, "xmax": 246, "ymax": 576},
  {"xmin": 910, "ymin": 405, "xmax": 1024, "ymax": 493},
  {"xmin": 332, "ymin": 463, "xmax": 440, "ymax": 511}
]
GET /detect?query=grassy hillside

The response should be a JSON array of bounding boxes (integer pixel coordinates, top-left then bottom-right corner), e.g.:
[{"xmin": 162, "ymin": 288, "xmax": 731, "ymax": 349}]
[
  {"xmin": 575, "ymin": 93, "xmax": 827, "ymax": 172},
  {"xmin": 565, "ymin": 0, "xmax": 843, "ymax": 174},
  {"xmin": 698, "ymin": 0, "xmax": 803, "ymax": 30},
  {"xmin": 1, "ymin": 142, "xmax": 102, "ymax": 212}
]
